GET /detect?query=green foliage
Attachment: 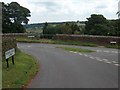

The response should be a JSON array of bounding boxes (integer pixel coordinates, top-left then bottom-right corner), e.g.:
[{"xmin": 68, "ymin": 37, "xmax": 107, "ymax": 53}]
[
  {"xmin": 85, "ymin": 14, "xmax": 118, "ymax": 36},
  {"xmin": 43, "ymin": 22, "xmax": 82, "ymax": 34},
  {"xmin": 106, "ymin": 45, "xmax": 120, "ymax": 49},
  {"xmin": 56, "ymin": 46, "xmax": 94, "ymax": 53},
  {"xmin": 2, "ymin": 2, "xmax": 31, "ymax": 33},
  {"xmin": 2, "ymin": 36, "xmax": 17, "ymax": 56},
  {"xmin": 107, "ymin": 20, "xmax": 118, "ymax": 36}
]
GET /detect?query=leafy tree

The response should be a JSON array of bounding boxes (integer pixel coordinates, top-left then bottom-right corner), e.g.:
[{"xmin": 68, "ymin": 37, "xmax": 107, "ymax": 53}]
[
  {"xmin": 62, "ymin": 23, "xmax": 72, "ymax": 34},
  {"xmin": 107, "ymin": 20, "xmax": 118, "ymax": 36},
  {"xmin": 117, "ymin": 11, "xmax": 120, "ymax": 36},
  {"xmin": 43, "ymin": 22, "xmax": 48, "ymax": 34},
  {"xmin": 85, "ymin": 14, "xmax": 108, "ymax": 35},
  {"xmin": 71, "ymin": 23, "xmax": 80, "ymax": 34},
  {"xmin": 2, "ymin": 2, "xmax": 31, "ymax": 33},
  {"xmin": 42, "ymin": 22, "xmax": 84, "ymax": 35}
]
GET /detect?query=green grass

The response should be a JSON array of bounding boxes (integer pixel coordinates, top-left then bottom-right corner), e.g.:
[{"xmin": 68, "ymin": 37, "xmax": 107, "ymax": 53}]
[
  {"xmin": 53, "ymin": 40, "xmax": 97, "ymax": 47},
  {"xmin": 56, "ymin": 46, "xmax": 94, "ymax": 53},
  {"xmin": 2, "ymin": 49, "xmax": 39, "ymax": 89},
  {"xmin": 16, "ymin": 37, "xmax": 97, "ymax": 47},
  {"xmin": 17, "ymin": 37, "xmax": 54, "ymax": 43},
  {"xmin": 17, "ymin": 37, "xmax": 120, "ymax": 49},
  {"xmin": 106, "ymin": 45, "xmax": 120, "ymax": 49}
]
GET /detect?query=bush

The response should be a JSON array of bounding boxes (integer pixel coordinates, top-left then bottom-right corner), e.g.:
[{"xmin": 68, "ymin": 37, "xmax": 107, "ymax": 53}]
[{"xmin": 2, "ymin": 35, "xmax": 17, "ymax": 56}]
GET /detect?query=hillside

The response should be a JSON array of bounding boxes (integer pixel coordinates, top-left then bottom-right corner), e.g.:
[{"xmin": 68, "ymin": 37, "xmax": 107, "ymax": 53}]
[{"xmin": 24, "ymin": 21, "xmax": 86, "ymax": 33}]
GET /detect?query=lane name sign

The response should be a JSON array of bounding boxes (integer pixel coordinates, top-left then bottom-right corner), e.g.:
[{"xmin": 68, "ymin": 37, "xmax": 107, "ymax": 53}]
[{"xmin": 5, "ymin": 48, "xmax": 15, "ymax": 59}]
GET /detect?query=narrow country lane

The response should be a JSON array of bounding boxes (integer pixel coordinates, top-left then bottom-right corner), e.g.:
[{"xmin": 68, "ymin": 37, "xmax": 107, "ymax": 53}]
[{"xmin": 18, "ymin": 43, "xmax": 118, "ymax": 88}]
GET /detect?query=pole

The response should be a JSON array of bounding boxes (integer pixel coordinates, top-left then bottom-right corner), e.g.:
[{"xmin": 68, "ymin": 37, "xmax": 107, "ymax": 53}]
[
  {"xmin": 6, "ymin": 59, "xmax": 9, "ymax": 68},
  {"xmin": 12, "ymin": 56, "xmax": 14, "ymax": 65}
]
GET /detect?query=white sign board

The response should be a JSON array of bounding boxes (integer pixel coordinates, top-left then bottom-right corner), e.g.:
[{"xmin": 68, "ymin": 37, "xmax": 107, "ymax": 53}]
[
  {"xmin": 28, "ymin": 36, "xmax": 35, "ymax": 38},
  {"xmin": 5, "ymin": 48, "xmax": 15, "ymax": 59},
  {"xmin": 110, "ymin": 41, "xmax": 117, "ymax": 44}
]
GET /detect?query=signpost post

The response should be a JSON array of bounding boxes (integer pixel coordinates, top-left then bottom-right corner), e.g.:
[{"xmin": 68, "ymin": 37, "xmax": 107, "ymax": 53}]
[
  {"xmin": 12, "ymin": 56, "xmax": 14, "ymax": 65},
  {"xmin": 5, "ymin": 48, "xmax": 15, "ymax": 68}
]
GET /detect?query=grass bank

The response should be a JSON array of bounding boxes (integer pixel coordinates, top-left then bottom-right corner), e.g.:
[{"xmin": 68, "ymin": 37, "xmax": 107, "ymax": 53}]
[
  {"xmin": 56, "ymin": 46, "xmax": 94, "ymax": 53},
  {"xmin": 106, "ymin": 45, "xmax": 120, "ymax": 49},
  {"xmin": 16, "ymin": 37, "xmax": 97, "ymax": 47},
  {"xmin": 16, "ymin": 37, "xmax": 119, "ymax": 49},
  {"xmin": 2, "ymin": 49, "xmax": 39, "ymax": 89}
]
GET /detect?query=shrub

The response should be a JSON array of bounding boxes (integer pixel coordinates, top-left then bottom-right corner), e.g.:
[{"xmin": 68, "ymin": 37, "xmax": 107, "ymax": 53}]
[{"xmin": 2, "ymin": 35, "xmax": 17, "ymax": 56}]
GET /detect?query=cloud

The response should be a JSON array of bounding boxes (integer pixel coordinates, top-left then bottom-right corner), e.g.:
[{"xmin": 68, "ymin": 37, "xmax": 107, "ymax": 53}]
[{"xmin": 1, "ymin": 0, "xmax": 119, "ymax": 23}]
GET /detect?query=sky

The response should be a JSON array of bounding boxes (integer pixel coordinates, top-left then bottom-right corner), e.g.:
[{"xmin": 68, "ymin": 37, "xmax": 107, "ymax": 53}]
[{"xmin": 0, "ymin": 0, "xmax": 120, "ymax": 24}]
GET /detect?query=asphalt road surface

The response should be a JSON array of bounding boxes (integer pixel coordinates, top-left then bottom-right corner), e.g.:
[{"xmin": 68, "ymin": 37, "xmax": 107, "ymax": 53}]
[{"xmin": 18, "ymin": 43, "xmax": 119, "ymax": 88}]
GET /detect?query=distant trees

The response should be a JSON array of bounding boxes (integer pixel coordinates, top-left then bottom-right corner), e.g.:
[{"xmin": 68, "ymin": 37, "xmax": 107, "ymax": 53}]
[
  {"xmin": 43, "ymin": 14, "xmax": 118, "ymax": 36},
  {"xmin": 43, "ymin": 22, "xmax": 48, "ymax": 34},
  {"xmin": 2, "ymin": 2, "xmax": 31, "ymax": 33},
  {"xmin": 43, "ymin": 22, "xmax": 82, "ymax": 35},
  {"xmin": 85, "ymin": 14, "xmax": 118, "ymax": 36}
]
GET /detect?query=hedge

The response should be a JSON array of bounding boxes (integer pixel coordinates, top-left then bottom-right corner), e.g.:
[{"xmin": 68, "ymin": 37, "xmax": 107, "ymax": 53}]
[{"xmin": 2, "ymin": 35, "xmax": 17, "ymax": 56}]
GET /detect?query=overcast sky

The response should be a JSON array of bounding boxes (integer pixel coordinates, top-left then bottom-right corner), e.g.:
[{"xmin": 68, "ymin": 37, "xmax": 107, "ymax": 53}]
[{"xmin": 1, "ymin": 0, "xmax": 120, "ymax": 24}]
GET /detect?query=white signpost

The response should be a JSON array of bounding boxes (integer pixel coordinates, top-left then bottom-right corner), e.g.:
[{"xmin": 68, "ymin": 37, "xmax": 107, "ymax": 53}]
[{"xmin": 5, "ymin": 48, "xmax": 15, "ymax": 68}]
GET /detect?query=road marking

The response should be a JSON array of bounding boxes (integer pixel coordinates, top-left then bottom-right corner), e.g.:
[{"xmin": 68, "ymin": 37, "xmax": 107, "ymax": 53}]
[
  {"xmin": 96, "ymin": 59, "xmax": 103, "ymax": 61},
  {"xmin": 79, "ymin": 53, "xmax": 82, "ymax": 55},
  {"xmin": 111, "ymin": 51, "xmax": 118, "ymax": 53},
  {"xmin": 103, "ymin": 59, "xmax": 108, "ymax": 62},
  {"xmin": 95, "ymin": 57, "xmax": 100, "ymax": 59},
  {"xmin": 112, "ymin": 61, "xmax": 118, "ymax": 63},
  {"xmin": 69, "ymin": 51, "xmax": 74, "ymax": 53},
  {"xmin": 73, "ymin": 52, "xmax": 77, "ymax": 54},
  {"xmin": 114, "ymin": 64, "xmax": 120, "ymax": 66},
  {"xmin": 104, "ymin": 51, "xmax": 110, "ymax": 53},
  {"xmin": 96, "ymin": 50, "xmax": 118, "ymax": 54},
  {"xmin": 96, "ymin": 50, "xmax": 102, "ymax": 52},
  {"xmin": 89, "ymin": 57, "xmax": 94, "ymax": 59},
  {"xmin": 28, "ymin": 46, "xmax": 31, "ymax": 47},
  {"xmin": 105, "ymin": 61, "xmax": 111, "ymax": 64},
  {"xmin": 83, "ymin": 54, "xmax": 88, "ymax": 57},
  {"xmin": 88, "ymin": 55, "xmax": 92, "ymax": 57},
  {"xmin": 69, "ymin": 51, "xmax": 118, "ymax": 66}
]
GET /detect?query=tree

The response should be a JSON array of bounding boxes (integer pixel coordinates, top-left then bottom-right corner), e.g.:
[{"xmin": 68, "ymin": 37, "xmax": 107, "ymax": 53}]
[
  {"xmin": 2, "ymin": 2, "xmax": 31, "ymax": 33},
  {"xmin": 43, "ymin": 22, "xmax": 48, "ymax": 34},
  {"xmin": 107, "ymin": 20, "xmax": 118, "ymax": 36},
  {"xmin": 62, "ymin": 23, "xmax": 72, "ymax": 34},
  {"xmin": 71, "ymin": 23, "xmax": 80, "ymax": 34},
  {"xmin": 117, "ymin": 11, "xmax": 120, "ymax": 36},
  {"xmin": 85, "ymin": 14, "xmax": 108, "ymax": 35}
]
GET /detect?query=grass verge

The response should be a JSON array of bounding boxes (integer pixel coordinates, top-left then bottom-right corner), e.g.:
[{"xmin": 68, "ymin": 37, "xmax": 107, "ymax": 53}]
[
  {"xmin": 2, "ymin": 49, "xmax": 39, "ymax": 89},
  {"xmin": 16, "ymin": 37, "xmax": 97, "ymax": 47},
  {"xmin": 105, "ymin": 45, "xmax": 120, "ymax": 49},
  {"xmin": 56, "ymin": 46, "xmax": 94, "ymax": 53},
  {"xmin": 17, "ymin": 37, "xmax": 119, "ymax": 49}
]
